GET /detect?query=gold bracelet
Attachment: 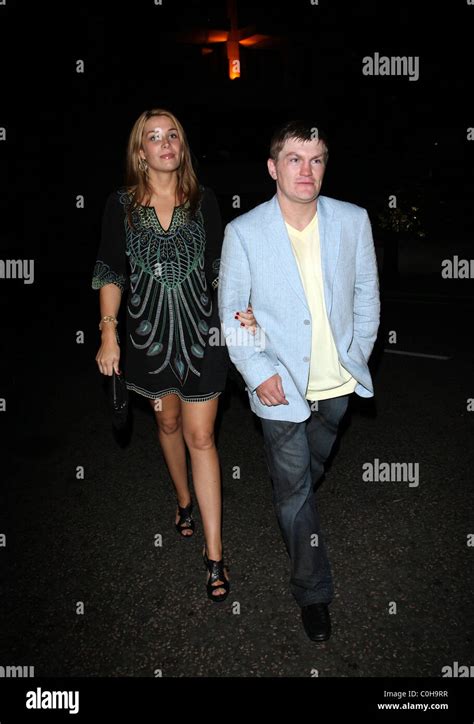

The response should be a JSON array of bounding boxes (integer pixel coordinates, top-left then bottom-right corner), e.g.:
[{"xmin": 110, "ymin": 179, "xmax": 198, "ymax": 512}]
[{"xmin": 99, "ymin": 315, "xmax": 118, "ymax": 331}]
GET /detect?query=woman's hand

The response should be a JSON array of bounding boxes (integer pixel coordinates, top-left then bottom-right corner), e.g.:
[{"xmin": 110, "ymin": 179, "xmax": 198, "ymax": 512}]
[
  {"xmin": 96, "ymin": 329, "xmax": 121, "ymax": 375},
  {"xmin": 235, "ymin": 304, "xmax": 257, "ymax": 335}
]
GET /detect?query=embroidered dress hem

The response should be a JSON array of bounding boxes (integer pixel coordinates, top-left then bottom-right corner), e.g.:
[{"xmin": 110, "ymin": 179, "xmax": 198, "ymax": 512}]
[{"xmin": 126, "ymin": 382, "xmax": 221, "ymax": 403}]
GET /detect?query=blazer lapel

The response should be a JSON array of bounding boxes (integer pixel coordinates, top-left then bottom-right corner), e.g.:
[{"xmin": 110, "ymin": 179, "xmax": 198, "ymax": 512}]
[
  {"xmin": 317, "ymin": 196, "xmax": 341, "ymax": 318},
  {"xmin": 263, "ymin": 195, "xmax": 309, "ymax": 310}
]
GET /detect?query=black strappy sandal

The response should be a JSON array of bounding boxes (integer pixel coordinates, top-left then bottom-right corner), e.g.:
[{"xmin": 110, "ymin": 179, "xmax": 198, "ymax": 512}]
[
  {"xmin": 202, "ymin": 547, "xmax": 230, "ymax": 602},
  {"xmin": 175, "ymin": 500, "xmax": 195, "ymax": 537}
]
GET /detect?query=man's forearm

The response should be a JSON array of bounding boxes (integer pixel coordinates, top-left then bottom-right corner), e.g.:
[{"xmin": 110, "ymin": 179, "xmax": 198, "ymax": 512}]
[{"xmin": 221, "ymin": 324, "xmax": 277, "ymax": 392}]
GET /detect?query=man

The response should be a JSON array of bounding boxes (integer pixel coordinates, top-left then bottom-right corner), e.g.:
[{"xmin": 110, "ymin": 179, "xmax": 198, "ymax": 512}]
[{"xmin": 218, "ymin": 120, "xmax": 380, "ymax": 641}]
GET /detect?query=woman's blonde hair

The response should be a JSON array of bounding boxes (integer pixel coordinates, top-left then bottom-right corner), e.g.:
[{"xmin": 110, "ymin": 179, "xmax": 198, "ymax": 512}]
[{"xmin": 124, "ymin": 108, "xmax": 201, "ymax": 225}]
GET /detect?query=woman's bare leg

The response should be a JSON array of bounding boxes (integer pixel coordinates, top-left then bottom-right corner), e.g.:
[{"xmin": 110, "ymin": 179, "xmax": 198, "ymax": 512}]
[
  {"xmin": 150, "ymin": 395, "xmax": 192, "ymax": 535},
  {"xmin": 182, "ymin": 397, "xmax": 228, "ymax": 595}
]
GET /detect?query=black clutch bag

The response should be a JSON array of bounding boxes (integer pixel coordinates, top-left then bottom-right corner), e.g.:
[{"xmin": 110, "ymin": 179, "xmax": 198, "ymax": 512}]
[{"xmin": 107, "ymin": 370, "xmax": 129, "ymax": 430}]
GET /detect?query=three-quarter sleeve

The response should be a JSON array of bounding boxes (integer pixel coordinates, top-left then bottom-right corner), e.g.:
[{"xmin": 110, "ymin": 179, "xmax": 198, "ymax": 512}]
[
  {"xmin": 200, "ymin": 187, "xmax": 223, "ymax": 294},
  {"xmin": 91, "ymin": 190, "xmax": 128, "ymax": 292}
]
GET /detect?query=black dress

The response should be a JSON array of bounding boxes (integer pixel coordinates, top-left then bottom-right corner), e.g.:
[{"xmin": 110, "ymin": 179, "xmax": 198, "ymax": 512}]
[{"xmin": 91, "ymin": 186, "xmax": 229, "ymax": 401}]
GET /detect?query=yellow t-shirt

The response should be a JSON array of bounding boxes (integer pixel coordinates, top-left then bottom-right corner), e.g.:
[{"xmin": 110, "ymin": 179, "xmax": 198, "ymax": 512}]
[{"xmin": 286, "ymin": 213, "xmax": 357, "ymax": 401}]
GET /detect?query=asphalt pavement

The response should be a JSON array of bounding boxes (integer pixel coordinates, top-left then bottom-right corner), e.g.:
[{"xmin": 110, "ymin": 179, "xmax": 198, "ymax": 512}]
[{"xmin": 2, "ymin": 282, "xmax": 473, "ymax": 677}]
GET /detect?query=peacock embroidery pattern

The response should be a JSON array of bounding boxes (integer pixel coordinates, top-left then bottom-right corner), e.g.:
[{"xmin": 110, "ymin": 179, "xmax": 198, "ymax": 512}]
[{"xmin": 91, "ymin": 186, "xmax": 229, "ymax": 402}]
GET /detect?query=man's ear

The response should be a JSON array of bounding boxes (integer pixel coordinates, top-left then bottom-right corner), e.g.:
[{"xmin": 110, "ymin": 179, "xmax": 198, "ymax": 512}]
[{"xmin": 267, "ymin": 158, "xmax": 277, "ymax": 180}]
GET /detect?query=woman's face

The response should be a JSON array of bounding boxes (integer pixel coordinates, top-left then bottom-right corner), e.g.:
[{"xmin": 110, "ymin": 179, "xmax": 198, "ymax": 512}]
[{"xmin": 139, "ymin": 115, "xmax": 182, "ymax": 173}]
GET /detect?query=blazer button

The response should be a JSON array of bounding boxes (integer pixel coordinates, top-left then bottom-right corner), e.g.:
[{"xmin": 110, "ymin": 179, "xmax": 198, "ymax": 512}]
[
  {"xmin": 304, "ymin": 319, "xmax": 310, "ymax": 325},
  {"xmin": 303, "ymin": 356, "xmax": 310, "ymax": 362}
]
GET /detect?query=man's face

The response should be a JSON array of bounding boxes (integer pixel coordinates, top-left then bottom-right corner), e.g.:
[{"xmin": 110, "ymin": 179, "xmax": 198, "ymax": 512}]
[{"xmin": 267, "ymin": 136, "xmax": 327, "ymax": 204}]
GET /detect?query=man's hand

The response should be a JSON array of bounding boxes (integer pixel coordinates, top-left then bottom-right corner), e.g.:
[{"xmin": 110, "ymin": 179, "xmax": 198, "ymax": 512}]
[{"xmin": 255, "ymin": 374, "xmax": 289, "ymax": 406}]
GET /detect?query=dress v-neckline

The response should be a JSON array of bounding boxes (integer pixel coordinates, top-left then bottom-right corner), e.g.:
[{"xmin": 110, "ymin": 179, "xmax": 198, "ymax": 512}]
[
  {"xmin": 149, "ymin": 204, "xmax": 178, "ymax": 233},
  {"xmin": 136, "ymin": 199, "xmax": 185, "ymax": 233}
]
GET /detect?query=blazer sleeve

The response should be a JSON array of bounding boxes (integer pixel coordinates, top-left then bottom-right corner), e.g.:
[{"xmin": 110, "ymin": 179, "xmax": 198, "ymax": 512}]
[
  {"xmin": 91, "ymin": 191, "xmax": 128, "ymax": 293},
  {"xmin": 353, "ymin": 210, "xmax": 380, "ymax": 361},
  {"xmin": 218, "ymin": 221, "xmax": 277, "ymax": 392}
]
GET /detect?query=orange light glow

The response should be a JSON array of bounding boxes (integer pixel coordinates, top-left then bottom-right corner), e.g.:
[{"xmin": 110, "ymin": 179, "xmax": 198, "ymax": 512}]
[
  {"xmin": 175, "ymin": 1, "xmax": 281, "ymax": 80},
  {"xmin": 227, "ymin": 40, "xmax": 241, "ymax": 79},
  {"xmin": 207, "ymin": 30, "xmax": 229, "ymax": 43},
  {"xmin": 239, "ymin": 34, "xmax": 265, "ymax": 47}
]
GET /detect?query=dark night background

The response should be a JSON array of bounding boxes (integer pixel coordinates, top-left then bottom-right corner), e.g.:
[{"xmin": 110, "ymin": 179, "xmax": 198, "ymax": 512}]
[
  {"xmin": 0, "ymin": 0, "xmax": 473, "ymax": 706},
  {"xmin": 2, "ymin": 1, "xmax": 474, "ymax": 291}
]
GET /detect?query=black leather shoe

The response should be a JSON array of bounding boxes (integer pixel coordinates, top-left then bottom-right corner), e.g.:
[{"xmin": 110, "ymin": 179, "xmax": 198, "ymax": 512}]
[{"xmin": 301, "ymin": 603, "xmax": 331, "ymax": 641}]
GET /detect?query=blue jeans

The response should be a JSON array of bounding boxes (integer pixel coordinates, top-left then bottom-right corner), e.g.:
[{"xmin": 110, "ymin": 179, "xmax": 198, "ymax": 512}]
[{"xmin": 260, "ymin": 395, "xmax": 350, "ymax": 607}]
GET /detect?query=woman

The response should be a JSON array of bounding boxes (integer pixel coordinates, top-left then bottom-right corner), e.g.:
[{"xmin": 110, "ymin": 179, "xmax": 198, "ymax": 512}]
[{"xmin": 92, "ymin": 108, "xmax": 255, "ymax": 601}]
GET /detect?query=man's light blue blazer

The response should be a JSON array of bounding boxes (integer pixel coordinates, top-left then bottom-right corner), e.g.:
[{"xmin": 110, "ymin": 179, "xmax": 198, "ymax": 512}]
[{"xmin": 218, "ymin": 194, "xmax": 381, "ymax": 422}]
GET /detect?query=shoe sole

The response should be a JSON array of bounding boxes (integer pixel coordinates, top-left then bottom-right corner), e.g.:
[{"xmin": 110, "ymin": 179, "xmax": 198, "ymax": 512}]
[{"xmin": 306, "ymin": 631, "xmax": 331, "ymax": 642}]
